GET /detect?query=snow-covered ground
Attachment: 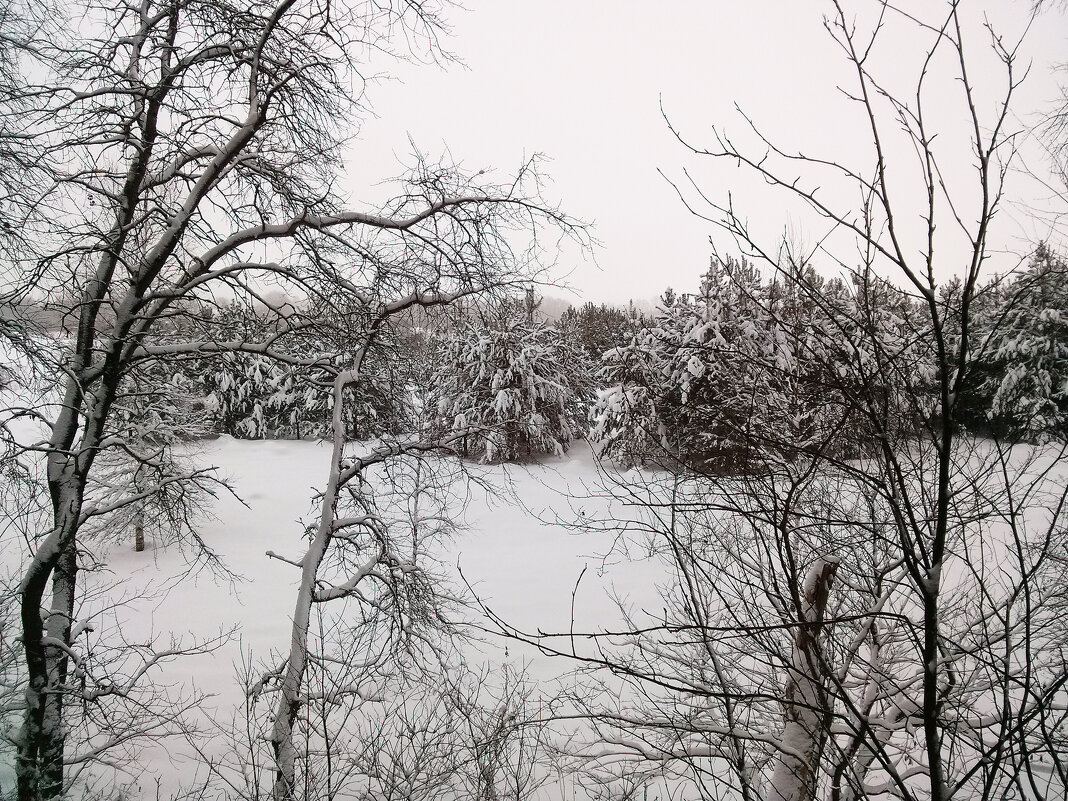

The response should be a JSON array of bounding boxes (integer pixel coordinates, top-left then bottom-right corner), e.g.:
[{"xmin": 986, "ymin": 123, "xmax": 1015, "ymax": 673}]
[
  {"xmin": 0, "ymin": 433, "xmax": 666, "ymax": 798},
  {"xmin": 4, "ymin": 427, "xmax": 1066, "ymax": 801}
]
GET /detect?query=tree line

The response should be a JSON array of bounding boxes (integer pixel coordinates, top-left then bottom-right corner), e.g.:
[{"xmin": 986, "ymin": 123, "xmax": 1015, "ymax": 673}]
[{"xmin": 87, "ymin": 238, "xmax": 1067, "ymax": 474}]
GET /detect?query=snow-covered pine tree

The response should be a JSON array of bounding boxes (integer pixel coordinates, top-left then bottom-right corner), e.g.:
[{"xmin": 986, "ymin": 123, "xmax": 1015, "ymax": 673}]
[
  {"xmin": 662, "ymin": 256, "xmax": 773, "ymax": 471},
  {"xmin": 757, "ymin": 266, "xmax": 872, "ymax": 459},
  {"xmin": 961, "ymin": 244, "xmax": 1068, "ymax": 442},
  {"xmin": 589, "ymin": 323, "xmax": 670, "ymax": 468},
  {"xmin": 185, "ymin": 302, "xmax": 322, "ymax": 439},
  {"xmin": 591, "ymin": 261, "xmax": 765, "ymax": 471},
  {"xmin": 426, "ymin": 302, "xmax": 588, "ymax": 463},
  {"xmin": 593, "ymin": 256, "xmax": 913, "ymax": 472},
  {"xmin": 559, "ymin": 301, "xmax": 643, "ymax": 363},
  {"xmin": 184, "ymin": 300, "xmax": 413, "ymax": 441},
  {"xmin": 593, "ymin": 257, "xmax": 783, "ymax": 471}
]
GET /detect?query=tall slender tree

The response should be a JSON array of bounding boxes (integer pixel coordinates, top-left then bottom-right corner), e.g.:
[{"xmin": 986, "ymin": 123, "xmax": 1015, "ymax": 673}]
[
  {"xmin": 490, "ymin": 5, "xmax": 1068, "ymax": 801},
  {"xmin": 0, "ymin": 1, "xmax": 576, "ymax": 797}
]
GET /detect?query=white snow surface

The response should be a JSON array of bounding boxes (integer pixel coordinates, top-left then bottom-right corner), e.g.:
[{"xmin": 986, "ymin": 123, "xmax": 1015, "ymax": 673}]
[
  {"xmin": 1, "ymin": 434, "xmax": 665, "ymax": 799},
  {"xmin": 3, "ymin": 410, "xmax": 1066, "ymax": 800}
]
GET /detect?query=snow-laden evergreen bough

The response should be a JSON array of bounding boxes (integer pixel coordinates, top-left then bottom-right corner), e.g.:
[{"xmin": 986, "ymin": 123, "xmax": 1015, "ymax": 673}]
[{"xmin": 426, "ymin": 314, "xmax": 589, "ymax": 463}]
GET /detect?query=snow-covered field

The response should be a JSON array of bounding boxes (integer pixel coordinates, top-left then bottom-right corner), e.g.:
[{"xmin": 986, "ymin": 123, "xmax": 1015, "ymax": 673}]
[
  {"xmin": 1, "ymin": 433, "xmax": 666, "ymax": 798},
  {"xmin": 4, "ymin": 420, "xmax": 1066, "ymax": 801}
]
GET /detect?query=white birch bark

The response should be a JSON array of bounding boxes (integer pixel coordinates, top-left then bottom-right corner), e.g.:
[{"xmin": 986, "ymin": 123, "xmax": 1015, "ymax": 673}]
[
  {"xmin": 269, "ymin": 360, "xmax": 357, "ymax": 801},
  {"xmin": 768, "ymin": 557, "xmax": 840, "ymax": 801}
]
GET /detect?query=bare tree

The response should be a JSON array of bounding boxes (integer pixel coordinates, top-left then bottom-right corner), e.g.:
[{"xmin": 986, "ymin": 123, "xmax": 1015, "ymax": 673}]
[
  {"xmin": 486, "ymin": 4, "xmax": 1068, "ymax": 801},
  {"xmin": 0, "ymin": 0, "xmax": 578, "ymax": 797},
  {"xmin": 263, "ymin": 437, "xmax": 473, "ymax": 801},
  {"xmin": 188, "ymin": 628, "xmax": 558, "ymax": 801},
  {"xmin": 445, "ymin": 663, "xmax": 556, "ymax": 801}
]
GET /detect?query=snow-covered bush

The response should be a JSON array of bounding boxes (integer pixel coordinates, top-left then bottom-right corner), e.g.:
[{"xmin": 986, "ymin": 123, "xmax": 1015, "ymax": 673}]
[{"xmin": 426, "ymin": 316, "xmax": 588, "ymax": 463}]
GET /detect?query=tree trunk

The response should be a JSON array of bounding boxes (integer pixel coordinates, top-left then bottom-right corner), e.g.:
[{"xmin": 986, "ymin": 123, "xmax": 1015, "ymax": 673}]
[
  {"xmin": 17, "ymin": 501, "xmax": 80, "ymax": 801},
  {"xmin": 270, "ymin": 369, "xmax": 354, "ymax": 801},
  {"xmin": 134, "ymin": 509, "xmax": 145, "ymax": 552},
  {"xmin": 40, "ymin": 544, "xmax": 78, "ymax": 798},
  {"xmin": 768, "ymin": 557, "xmax": 839, "ymax": 801},
  {"xmin": 18, "ymin": 376, "xmax": 101, "ymax": 800}
]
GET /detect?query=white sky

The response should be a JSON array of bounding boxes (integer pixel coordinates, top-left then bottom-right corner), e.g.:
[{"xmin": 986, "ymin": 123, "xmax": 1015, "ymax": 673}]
[{"xmin": 343, "ymin": 1, "xmax": 1068, "ymax": 305}]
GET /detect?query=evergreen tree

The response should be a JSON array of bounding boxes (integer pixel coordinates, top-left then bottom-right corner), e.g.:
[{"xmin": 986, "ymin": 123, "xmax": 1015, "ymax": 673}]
[
  {"xmin": 960, "ymin": 244, "xmax": 1068, "ymax": 441},
  {"xmin": 588, "ymin": 325, "xmax": 668, "ymax": 468},
  {"xmin": 177, "ymin": 300, "xmax": 414, "ymax": 441},
  {"xmin": 559, "ymin": 301, "xmax": 641, "ymax": 363},
  {"xmin": 426, "ymin": 301, "xmax": 588, "ymax": 463},
  {"xmin": 592, "ymin": 257, "xmax": 899, "ymax": 472}
]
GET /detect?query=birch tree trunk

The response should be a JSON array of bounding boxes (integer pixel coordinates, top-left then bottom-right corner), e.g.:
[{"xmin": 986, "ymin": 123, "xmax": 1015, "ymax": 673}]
[
  {"xmin": 270, "ymin": 337, "xmax": 370, "ymax": 801},
  {"xmin": 768, "ymin": 557, "xmax": 839, "ymax": 801}
]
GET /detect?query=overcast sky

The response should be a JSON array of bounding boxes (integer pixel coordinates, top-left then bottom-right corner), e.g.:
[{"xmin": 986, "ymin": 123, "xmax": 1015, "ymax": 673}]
[{"xmin": 343, "ymin": 1, "xmax": 1068, "ymax": 305}]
